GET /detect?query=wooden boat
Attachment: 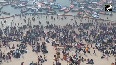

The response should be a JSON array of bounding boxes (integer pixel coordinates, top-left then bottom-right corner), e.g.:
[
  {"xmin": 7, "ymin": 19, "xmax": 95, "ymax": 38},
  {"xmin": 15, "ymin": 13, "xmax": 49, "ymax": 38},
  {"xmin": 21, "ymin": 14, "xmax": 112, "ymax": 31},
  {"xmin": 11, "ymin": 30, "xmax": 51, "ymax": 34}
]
[
  {"xmin": 83, "ymin": 15, "xmax": 89, "ymax": 18},
  {"xmin": 52, "ymin": 5, "xmax": 59, "ymax": 9},
  {"xmin": 21, "ymin": 9, "xmax": 29, "ymax": 13},
  {"xmin": 77, "ymin": 12, "xmax": 83, "ymax": 15},
  {"xmin": 18, "ymin": 4, "xmax": 26, "ymax": 8},
  {"xmin": 11, "ymin": 2, "xmax": 18, "ymax": 7},
  {"xmin": 1, "ymin": 3, "xmax": 9, "ymax": 6},
  {"xmin": 72, "ymin": 9, "xmax": 79, "ymax": 12},
  {"xmin": 89, "ymin": 17, "xmax": 94, "ymax": 19},
  {"xmin": 58, "ymin": 14, "xmax": 72, "ymax": 16},
  {"xmin": 64, "ymin": 10, "xmax": 69, "ymax": 13},
  {"xmin": 47, "ymin": 10, "xmax": 56, "ymax": 14},
  {"xmin": 99, "ymin": 12, "xmax": 105, "ymax": 14},
  {"xmin": 59, "ymin": 7, "xmax": 66, "ymax": 11},
  {"xmin": 0, "ymin": 15, "xmax": 15, "ymax": 19}
]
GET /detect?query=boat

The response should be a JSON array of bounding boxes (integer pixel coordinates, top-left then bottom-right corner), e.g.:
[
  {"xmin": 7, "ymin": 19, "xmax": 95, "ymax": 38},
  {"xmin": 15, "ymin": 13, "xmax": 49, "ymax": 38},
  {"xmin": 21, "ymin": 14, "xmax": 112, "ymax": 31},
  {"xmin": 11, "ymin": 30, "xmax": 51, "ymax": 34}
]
[
  {"xmin": 89, "ymin": 17, "xmax": 94, "ymax": 19},
  {"xmin": 14, "ymin": 6, "xmax": 18, "ymax": 9},
  {"xmin": 47, "ymin": 10, "xmax": 56, "ymax": 14},
  {"xmin": 41, "ymin": 6, "xmax": 50, "ymax": 10},
  {"xmin": 92, "ymin": 14, "xmax": 99, "ymax": 18},
  {"xmin": 105, "ymin": 12, "xmax": 112, "ymax": 15},
  {"xmin": 1, "ymin": 3, "xmax": 9, "ymax": 6},
  {"xmin": 83, "ymin": 15, "xmax": 89, "ymax": 18},
  {"xmin": 64, "ymin": 9, "xmax": 70, "ymax": 13},
  {"xmin": 0, "ymin": 15, "xmax": 15, "ymax": 19},
  {"xmin": 58, "ymin": 14, "xmax": 72, "ymax": 16},
  {"xmin": 46, "ymin": 6, "xmax": 51, "ymax": 9},
  {"xmin": 38, "ymin": 8, "xmax": 42, "ymax": 12},
  {"xmin": 113, "ymin": 10, "xmax": 116, "ymax": 13},
  {"xmin": 11, "ymin": 4, "xmax": 17, "ymax": 7},
  {"xmin": 41, "ymin": 7, "xmax": 47, "ymax": 10},
  {"xmin": 0, "ymin": 7, "xmax": 3, "ymax": 10},
  {"xmin": 52, "ymin": 5, "xmax": 59, "ymax": 9},
  {"xmin": 25, "ymin": 12, "xmax": 46, "ymax": 15},
  {"xmin": 26, "ymin": 6, "xmax": 33, "ymax": 10},
  {"xmin": 72, "ymin": 9, "xmax": 79, "ymax": 12},
  {"xmin": 42, "ymin": 2, "xmax": 50, "ymax": 5},
  {"xmin": 31, "ymin": 8, "xmax": 37, "ymax": 12},
  {"xmin": 18, "ymin": 4, "xmax": 26, "ymax": 8},
  {"xmin": 99, "ymin": 12, "xmax": 105, "ymax": 14},
  {"xmin": 11, "ymin": 2, "xmax": 18, "ymax": 7},
  {"xmin": 59, "ymin": 7, "xmax": 67, "ymax": 11},
  {"xmin": 21, "ymin": 9, "xmax": 29, "ymax": 13},
  {"xmin": 77, "ymin": 12, "xmax": 83, "ymax": 15}
]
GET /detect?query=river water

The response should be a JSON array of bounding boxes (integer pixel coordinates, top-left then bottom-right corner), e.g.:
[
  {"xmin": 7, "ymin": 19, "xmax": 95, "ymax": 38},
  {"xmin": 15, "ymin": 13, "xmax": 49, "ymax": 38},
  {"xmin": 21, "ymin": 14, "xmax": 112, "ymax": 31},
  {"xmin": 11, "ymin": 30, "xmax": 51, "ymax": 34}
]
[{"xmin": 0, "ymin": 0, "xmax": 116, "ymax": 22}]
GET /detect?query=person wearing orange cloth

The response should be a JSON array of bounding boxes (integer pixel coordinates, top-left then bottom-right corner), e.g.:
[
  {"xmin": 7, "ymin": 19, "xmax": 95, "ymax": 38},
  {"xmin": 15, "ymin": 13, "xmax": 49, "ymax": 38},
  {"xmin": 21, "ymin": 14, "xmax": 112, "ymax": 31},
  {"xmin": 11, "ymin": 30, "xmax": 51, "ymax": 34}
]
[{"xmin": 86, "ymin": 47, "xmax": 88, "ymax": 52}]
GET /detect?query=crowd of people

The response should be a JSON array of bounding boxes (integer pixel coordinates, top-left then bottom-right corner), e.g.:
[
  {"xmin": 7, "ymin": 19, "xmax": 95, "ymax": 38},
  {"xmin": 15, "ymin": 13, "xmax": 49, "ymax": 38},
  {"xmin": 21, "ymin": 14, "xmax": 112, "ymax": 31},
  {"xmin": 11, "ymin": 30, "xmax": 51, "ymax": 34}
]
[{"xmin": 0, "ymin": 13, "xmax": 115, "ymax": 65}]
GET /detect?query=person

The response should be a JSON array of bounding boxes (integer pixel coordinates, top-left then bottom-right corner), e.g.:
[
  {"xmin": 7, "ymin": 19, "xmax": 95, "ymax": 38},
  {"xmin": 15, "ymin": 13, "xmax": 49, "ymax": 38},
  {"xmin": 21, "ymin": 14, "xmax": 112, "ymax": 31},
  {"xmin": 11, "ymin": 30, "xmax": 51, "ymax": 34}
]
[
  {"xmin": 93, "ymin": 49, "xmax": 96, "ymax": 55},
  {"xmin": 111, "ymin": 62, "xmax": 114, "ymax": 65},
  {"xmin": 80, "ymin": 56, "xmax": 83, "ymax": 62},
  {"xmin": 78, "ymin": 59, "xmax": 81, "ymax": 65},
  {"xmin": 9, "ymin": 55, "xmax": 11, "ymax": 61},
  {"xmin": 83, "ymin": 49, "xmax": 86, "ymax": 55},
  {"xmin": 57, "ymin": 61, "xmax": 61, "ymax": 65},
  {"xmin": 76, "ymin": 52, "xmax": 78, "ymax": 58},
  {"xmin": 21, "ymin": 62, "xmax": 24, "ymax": 65},
  {"xmin": 44, "ymin": 55, "xmax": 47, "ymax": 61},
  {"xmin": 6, "ymin": 55, "xmax": 9, "ymax": 62},
  {"xmin": 38, "ymin": 56, "xmax": 39, "ymax": 64},
  {"xmin": 30, "ymin": 61, "xmax": 34, "ymax": 65},
  {"xmin": 101, "ymin": 54, "xmax": 105, "ymax": 59},
  {"xmin": 105, "ymin": 55, "xmax": 108, "ymax": 60},
  {"xmin": 86, "ymin": 59, "xmax": 94, "ymax": 64},
  {"xmin": 86, "ymin": 47, "xmax": 88, "ymax": 52},
  {"xmin": 53, "ymin": 62, "xmax": 55, "ymax": 65},
  {"xmin": 91, "ymin": 44, "xmax": 92, "ymax": 47},
  {"xmin": 12, "ymin": 44, "xmax": 15, "ymax": 49}
]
